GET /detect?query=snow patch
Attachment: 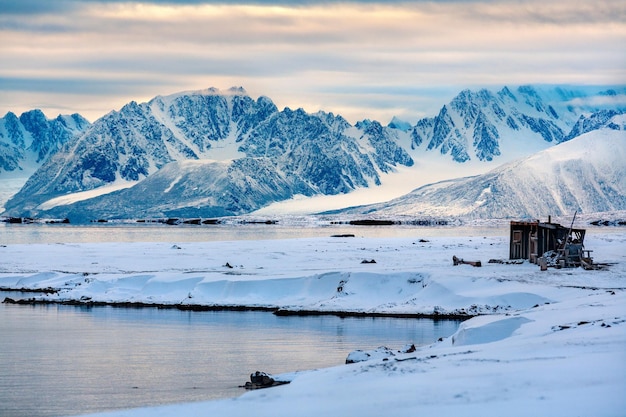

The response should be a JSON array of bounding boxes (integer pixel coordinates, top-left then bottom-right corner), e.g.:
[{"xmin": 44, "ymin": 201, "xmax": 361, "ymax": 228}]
[
  {"xmin": 37, "ymin": 181, "xmax": 136, "ymax": 210},
  {"xmin": 452, "ymin": 316, "xmax": 533, "ymax": 346}
]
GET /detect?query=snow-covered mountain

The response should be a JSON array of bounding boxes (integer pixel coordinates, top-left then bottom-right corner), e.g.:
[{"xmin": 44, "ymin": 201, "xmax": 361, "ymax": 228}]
[
  {"xmin": 0, "ymin": 110, "xmax": 91, "ymax": 211},
  {"xmin": 409, "ymin": 85, "xmax": 619, "ymax": 163},
  {"xmin": 3, "ymin": 87, "xmax": 414, "ymax": 219},
  {"xmin": 334, "ymin": 114, "xmax": 626, "ymax": 219},
  {"xmin": 0, "ymin": 110, "xmax": 90, "ymax": 174},
  {"xmin": 2, "ymin": 85, "xmax": 624, "ymax": 221}
]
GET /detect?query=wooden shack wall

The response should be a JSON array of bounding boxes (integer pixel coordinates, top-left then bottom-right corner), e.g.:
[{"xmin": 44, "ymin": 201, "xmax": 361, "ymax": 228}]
[{"xmin": 509, "ymin": 223, "xmax": 536, "ymax": 260}]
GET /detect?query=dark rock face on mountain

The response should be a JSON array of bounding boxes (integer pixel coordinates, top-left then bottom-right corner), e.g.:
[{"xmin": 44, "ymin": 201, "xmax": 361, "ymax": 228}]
[
  {"xmin": 564, "ymin": 109, "xmax": 623, "ymax": 141},
  {"xmin": 0, "ymin": 110, "xmax": 90, "ymax": 173},
  {"xmin": 413, "ymin": 86, "xmax": 573, "ymax": 162}
]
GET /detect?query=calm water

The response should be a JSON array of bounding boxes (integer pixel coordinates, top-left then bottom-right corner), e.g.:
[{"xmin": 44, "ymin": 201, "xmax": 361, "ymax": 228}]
[
  {"xmin": 0, "ymin": 221, "xmax": 508, "ymax": 244},
  {"xmin": 0, "ymin": 294, "xmax": 462, "ymax": 417}
]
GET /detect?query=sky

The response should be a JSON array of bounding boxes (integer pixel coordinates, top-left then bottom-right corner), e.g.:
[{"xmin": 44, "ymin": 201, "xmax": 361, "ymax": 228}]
[{"xmin": 0, "ymin": 0, "xmax": 625, "ymax": 124}]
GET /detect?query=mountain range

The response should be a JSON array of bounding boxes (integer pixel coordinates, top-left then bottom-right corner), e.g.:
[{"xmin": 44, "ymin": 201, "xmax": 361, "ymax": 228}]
[
  {"xmin": 1, "ymin": 85, "xmax": 625, "ymax": 221},
  {"xmin": 330, "ymin": 116, "xmax": 626, "ymax": 219}
]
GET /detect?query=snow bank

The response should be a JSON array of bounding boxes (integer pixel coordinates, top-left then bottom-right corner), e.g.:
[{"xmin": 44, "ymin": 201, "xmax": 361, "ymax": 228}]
[{"xmin": 4, "ymin": 234, "xmax": 619, "ymax": 316}]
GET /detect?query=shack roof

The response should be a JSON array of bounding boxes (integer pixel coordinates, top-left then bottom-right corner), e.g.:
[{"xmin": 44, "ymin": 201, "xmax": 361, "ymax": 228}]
[{"xmin": 509, "ymin": 220, "xmax": 585, "ymax": 232}]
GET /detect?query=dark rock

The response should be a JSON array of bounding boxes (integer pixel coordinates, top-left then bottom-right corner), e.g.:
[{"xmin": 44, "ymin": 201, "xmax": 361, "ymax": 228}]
[
  {"xmin": 349, "ymin": 219, "xmax": 395, "ymax": 226},
  {"xmin": 242, "ymin": 371, "xmax": 289, "ymax": 390}
]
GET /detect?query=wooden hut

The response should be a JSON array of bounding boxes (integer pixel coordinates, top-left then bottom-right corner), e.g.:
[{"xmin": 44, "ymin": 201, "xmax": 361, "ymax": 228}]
[{"xmin": 509, "ymin": 217, "xmax": 586, "ymax": 267}]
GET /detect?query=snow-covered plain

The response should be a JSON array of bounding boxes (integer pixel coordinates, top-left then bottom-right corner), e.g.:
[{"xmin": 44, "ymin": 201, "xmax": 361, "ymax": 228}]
[{"xmin": 1, "ymin": 228, "xmax": 625, "ymax": 417}]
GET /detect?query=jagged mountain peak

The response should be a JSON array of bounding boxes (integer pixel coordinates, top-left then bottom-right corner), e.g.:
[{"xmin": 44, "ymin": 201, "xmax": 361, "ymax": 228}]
[
  {"xmin": 154, "ymin": 86, "xmax": 250, "ymax": 101},
  {"xmin": 387, "ymin": 116, "xmax": 412, "ymax": 132},
  {"xmin": 564, "ymin": 109, "xmax": 625, "ymax": 141},
  {"xmin": 0, "ymin": 109, "xmax": 91, "ymax": 173},
  {"xmin": 497, "ymin": 86, "xmax": 517, "ymax": 102},
  {"xmin": 411, "ymin": 84, "xmax": 581, "ymax": 163}
]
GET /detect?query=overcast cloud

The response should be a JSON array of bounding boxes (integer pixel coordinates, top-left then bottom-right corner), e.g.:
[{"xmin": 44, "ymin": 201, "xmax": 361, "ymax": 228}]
[{"xmin": 0, "ymin": 0, "xmax": 624, "ymax": 123}]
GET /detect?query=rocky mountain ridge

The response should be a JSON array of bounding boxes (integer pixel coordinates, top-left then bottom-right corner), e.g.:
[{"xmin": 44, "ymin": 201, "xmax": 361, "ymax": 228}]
[
  {"xmin": 332, "ymin": 114, "xmax": 626, "ymax": 219},
  {"xmin": 0, "ymin": 110, "xmax": 90, "ymax": 174},
  {"xmin": 2, "ymin": 85, "xmax": 624, "ymax": 220}
]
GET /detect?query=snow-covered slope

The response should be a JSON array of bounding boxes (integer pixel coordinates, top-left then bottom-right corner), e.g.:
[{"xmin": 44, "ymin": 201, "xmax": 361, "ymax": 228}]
[
  {"xmin": 35, "ymin": 158, "xmax": 317, "ymax": 220},
  {"xmin": 3, "ymin": 85, "xmax": 624, "ymax": 221},
  {"xmin": 336, "ymin": 120, "xmax": 626, "ymax": 219}
]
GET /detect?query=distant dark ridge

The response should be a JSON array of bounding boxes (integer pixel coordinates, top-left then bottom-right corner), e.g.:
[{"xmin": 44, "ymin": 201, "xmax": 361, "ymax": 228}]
[
  {"xmin": 2, "ymin": 297, "xmax": 276, "ymax": 312},
  {"xmin": 589, "ymin": 219, "xmax": 626, "ymax": 226},
  {"xmin": 0, "ymin": 287, "xmax": 58, "ymax": 294},
  {"xmin": 0, "ymin": 216, "xmax": 69, "ymax": 224}
]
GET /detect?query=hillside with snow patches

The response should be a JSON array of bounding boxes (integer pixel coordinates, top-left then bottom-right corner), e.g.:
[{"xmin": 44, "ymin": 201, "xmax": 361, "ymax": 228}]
[
  {"xmin": 2, "ymin": 85, "xmax": 625, "ymax": 221},
  {"xmin": 333, "ymin": 117, "xmax": 626, "ymax": 219}
]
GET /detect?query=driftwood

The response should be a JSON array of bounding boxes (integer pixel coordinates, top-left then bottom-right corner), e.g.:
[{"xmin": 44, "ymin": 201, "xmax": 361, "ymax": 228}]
[{"xmin": 453, "ymin": 255, "xmax": 481, "ymax": 267}]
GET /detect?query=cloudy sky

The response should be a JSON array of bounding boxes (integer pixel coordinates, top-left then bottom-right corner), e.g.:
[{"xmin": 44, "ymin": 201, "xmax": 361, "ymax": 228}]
[{"xmin": 1, "ymin": 0, "xmax": 624, "ymax": 124}]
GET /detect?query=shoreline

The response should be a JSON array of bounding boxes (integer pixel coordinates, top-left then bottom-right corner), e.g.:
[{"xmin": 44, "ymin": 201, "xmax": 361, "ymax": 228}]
[{"xmin": 1, "ymin": 293, "xmax": 473, "ymax": 320}]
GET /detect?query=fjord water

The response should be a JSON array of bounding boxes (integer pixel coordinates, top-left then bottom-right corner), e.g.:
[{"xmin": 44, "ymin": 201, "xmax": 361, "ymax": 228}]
[
  {"xmin": 0, "ymin": 221, "xmax": 507, "ymax": 244},
  {"xmin": 0, "ymin": 297, "xmax": 462, "ymax": 417}
]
